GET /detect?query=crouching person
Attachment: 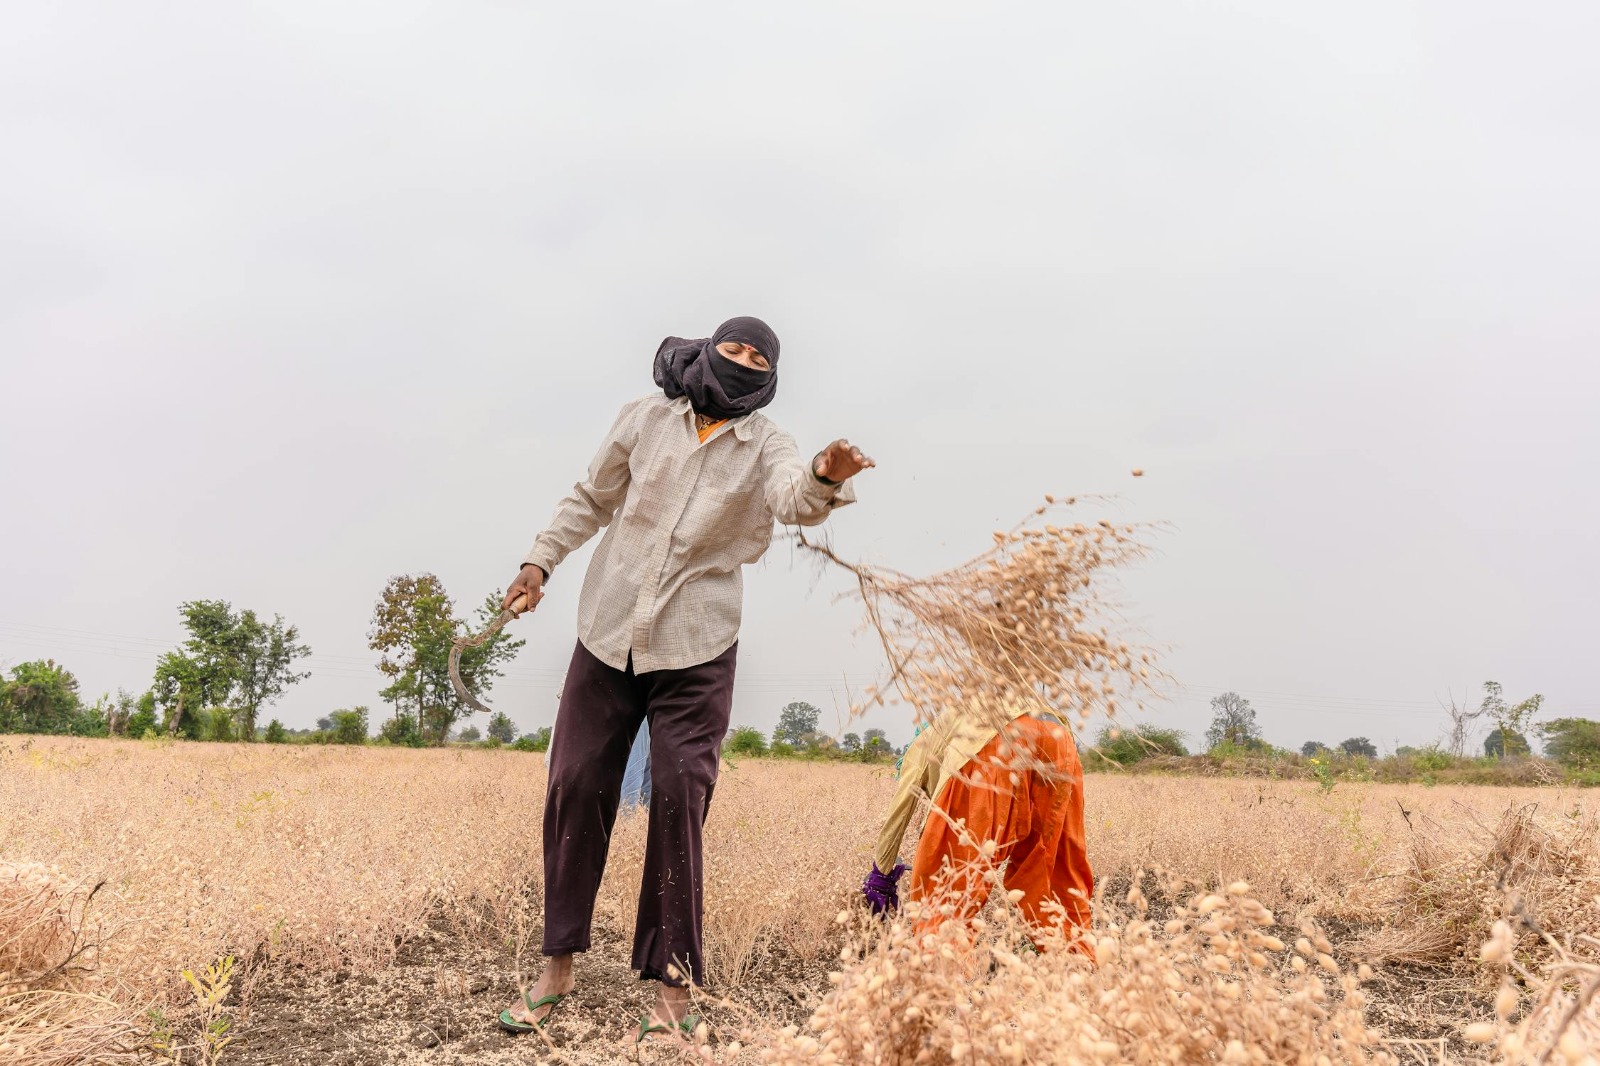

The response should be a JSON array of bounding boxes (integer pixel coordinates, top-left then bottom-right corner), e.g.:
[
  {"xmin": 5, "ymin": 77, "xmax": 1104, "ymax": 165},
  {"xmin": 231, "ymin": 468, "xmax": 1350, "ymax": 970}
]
[{"xmin": 863, "ymin": 705, "xmax": 1093, "ymax": 950}]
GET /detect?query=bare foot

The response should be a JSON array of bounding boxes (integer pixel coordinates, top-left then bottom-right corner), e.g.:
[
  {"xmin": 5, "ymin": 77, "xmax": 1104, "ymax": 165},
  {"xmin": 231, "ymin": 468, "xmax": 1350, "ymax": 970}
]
[
  {"xmin": 626, "ymin": 982, "xmax": 696, "ymax": 1046},
  {"xmin": 504, "ymin": 954, "xmax": 574, "ymax": 1027}
]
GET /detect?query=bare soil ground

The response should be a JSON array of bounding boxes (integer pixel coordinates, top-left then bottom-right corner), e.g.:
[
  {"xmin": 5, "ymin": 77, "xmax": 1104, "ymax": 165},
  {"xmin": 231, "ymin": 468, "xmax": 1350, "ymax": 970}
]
[
  {"xmin": 228, "ymin": 887, "xmax": 1486, "ymax": 1066},
  {"xmin": 229, "ymin": 914, "xmax": 827, "ymax": 1066}
]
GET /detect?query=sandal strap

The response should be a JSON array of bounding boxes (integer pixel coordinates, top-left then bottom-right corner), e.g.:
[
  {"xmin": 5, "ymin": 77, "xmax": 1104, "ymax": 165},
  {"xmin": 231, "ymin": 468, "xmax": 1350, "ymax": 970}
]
[
  {"xmin": 522, "ymin": 990, "xmax": 566, "ymax": 1012},
  {"xmin": 636, "ymin": 1012, "xmax": 702, "ymax": 1043}
]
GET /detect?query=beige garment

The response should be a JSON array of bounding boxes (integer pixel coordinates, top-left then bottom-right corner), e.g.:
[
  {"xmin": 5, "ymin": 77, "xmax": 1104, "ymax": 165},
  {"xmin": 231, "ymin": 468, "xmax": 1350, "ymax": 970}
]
[
  {"xmin": 873, "ymin": 702, "xmax": 1040, "ymax": 873},
  {"xmin": 524, "ymin": 394, "xmax": 854, "ymax": 673}
]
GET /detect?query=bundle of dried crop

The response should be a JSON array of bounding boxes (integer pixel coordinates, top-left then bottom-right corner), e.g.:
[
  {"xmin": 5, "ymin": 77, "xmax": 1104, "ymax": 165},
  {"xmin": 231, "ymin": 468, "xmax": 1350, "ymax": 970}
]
[
  {"xmin": 800, "ymin": 496, "xmax": 1167, "ymax": 760},
  {"xmin": 1359, "ymin": 803, "xmax": 1599, "ymax": 970}
]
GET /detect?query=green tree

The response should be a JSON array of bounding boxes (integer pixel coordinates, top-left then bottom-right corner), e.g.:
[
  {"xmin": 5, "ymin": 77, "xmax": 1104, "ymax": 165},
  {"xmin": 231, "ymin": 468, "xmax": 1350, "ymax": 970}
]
[
  {"xmin": 1484, "ymin": 727, "xmax": 1530, "ymax": 758},
  {"xmin": 1300, "ymin": 740, "xmax": 1326, "ymax": 757},
  {"xmin": 368, "ymin": 575, "xmax": 524, "ymax": 746},
  {"xmin": 102, "ymin": 689, "xmax": 139, "ymax": 736},
  {"xmin": 1479, "ymin": 681, "xmax": 1542, "ymax": 759},
  {"xmin": 152, "ymin": 652, "xmax": 204, "ymax": 738},
  {"xmin": 328, "ymin": 707, "xmax": 369, "ymax": 745},
  {"xmin": 1339, "ymin": 737, "xmax": 1378, "ymax": 757},
  {"xmin": 0, "ymin": 660, "xmax": 82, "ymax": 733},
  {"xmin": 726, "ymin": 726, "xmax": 768, "ymax": 756},
  {"xmin": 861, "ymin": 728, "xmax": 891, "ymax": 758},
  {"xmin": 263, "ymin": 719, "xmax": 289, "ymax": 744},
  {"xmin": 176, "ymin": 600, "xmax": 244, "ymax": 708},
  {"xmin": 455, "ymin": 725, "xmax": 482, "ymax": 743},
  {"xmin": 228, "ymin": 610, "xmax": 312, "ymax": 741},
  {"xmin": 486, "ymin": 712, "xmax": 517, "ymax": 744},
  {"xmin": 151, "ymin": 601, "xmax": 311, "ymax": 740},
  {"xmin": 126, "ymin": 691, "xmax": 159, "ymax": 739},
  {"xmin": 773, "ymin": 701, "xmax": 821, "ymax": 747},
  {"xmin": 1205, "ymin": 692, "xmax": 1263, "ymax": 751},
  {"xmin": 1537, "ymin": 718, "xmax": 1600, "ymax": 770},
  {"xmin": 840, "ymin": 732, "xmax": 861, "ymax": 754}
]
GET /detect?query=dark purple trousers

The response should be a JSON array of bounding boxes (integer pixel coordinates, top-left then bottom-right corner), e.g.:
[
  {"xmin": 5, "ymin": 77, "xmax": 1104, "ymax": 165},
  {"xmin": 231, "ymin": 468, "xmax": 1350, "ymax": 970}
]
[{"xmin": 542, "ymin": 639, "xmax": 736, "ymax": 987}]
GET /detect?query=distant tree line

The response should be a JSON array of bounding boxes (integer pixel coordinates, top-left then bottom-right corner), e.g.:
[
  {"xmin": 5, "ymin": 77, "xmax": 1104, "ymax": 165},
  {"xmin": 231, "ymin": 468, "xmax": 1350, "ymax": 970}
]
[
  {"xmin": 1085, "ymin": 685, "xmax": 1600, "ymax": 784},
  {"xmin": 723, "ymin": 701, "xmax": 900, "ymax": 763}
]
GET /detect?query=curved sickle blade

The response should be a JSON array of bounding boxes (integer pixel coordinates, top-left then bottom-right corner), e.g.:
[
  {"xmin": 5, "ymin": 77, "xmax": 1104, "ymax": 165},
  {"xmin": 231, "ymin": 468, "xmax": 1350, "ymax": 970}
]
[{"xmin": 448, "ymin": 592, "xmax": 529, "ymax": 715}]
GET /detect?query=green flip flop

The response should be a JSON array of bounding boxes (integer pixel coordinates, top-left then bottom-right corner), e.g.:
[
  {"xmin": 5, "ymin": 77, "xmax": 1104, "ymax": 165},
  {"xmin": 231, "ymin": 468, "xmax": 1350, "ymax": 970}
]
[
  {"xmin": 497, "ymin": 990, "xmax": 567, "ymax": 1034},
  {"xmin": 635, "ymin": 1012, "xmax": 704, "ymax": 1044}
]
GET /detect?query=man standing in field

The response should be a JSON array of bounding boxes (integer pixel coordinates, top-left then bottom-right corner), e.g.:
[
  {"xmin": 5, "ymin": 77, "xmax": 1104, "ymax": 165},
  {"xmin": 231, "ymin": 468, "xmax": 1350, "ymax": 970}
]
[
  {"xmin": 494, "ymin": 317, "xmax": 873, "ymax": 1043},
  {"xmin": 864, "ymin": 704, "xmax": 1093, "ymax": 950}
]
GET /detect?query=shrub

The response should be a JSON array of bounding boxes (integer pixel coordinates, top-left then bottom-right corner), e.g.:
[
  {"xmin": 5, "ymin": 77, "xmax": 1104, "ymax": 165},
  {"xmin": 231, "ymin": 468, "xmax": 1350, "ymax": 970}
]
[
  {"xmin": 263, "ymin": 719, "xmax": 288, "ymax": 744},
  {"xmin": 328, "ymin": 708, "xmax": 369, "ymax": 746},
  {"xmin": 202, "ymin": 707, "xmax": 234, "ymax": 743},
  {"xmin": 860, "ymin": 728, "xmax": 893, "ymax": 760},
  {"xmin": 378, "ymin": 714, "xmax": 424, "ymax": 747},
  {"xmin": 1208, "ymin": 738, "xmax": 1270, "ymax": 759},
  {"xmin": 1092, "ymin": 724, "xmax": 1188, "ymax": 765},
  {"xmin": 513, "ymin": 727, "xmax": 552, "ymax": 753},
  {"xmin": 1411, "ymin": 745, "xmax": 1456, "ymax": 772},
  {"xmin": 726, "ymin": 726, "xmax": 768, "ymax": 756},
  {"xmin": 769, "ymin": 741, "xmax": 796, "ymax": 759}
]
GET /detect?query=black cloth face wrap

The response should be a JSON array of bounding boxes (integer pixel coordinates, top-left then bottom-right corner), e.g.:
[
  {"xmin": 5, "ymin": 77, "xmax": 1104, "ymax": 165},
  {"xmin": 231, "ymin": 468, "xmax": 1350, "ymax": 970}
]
[{"xmin": 652, "ymin": 316, "xmax": 780, "ymax": 420}]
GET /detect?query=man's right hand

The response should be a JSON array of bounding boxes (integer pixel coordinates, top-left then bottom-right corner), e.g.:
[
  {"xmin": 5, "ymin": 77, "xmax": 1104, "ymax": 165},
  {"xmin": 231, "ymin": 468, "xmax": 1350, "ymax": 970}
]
[{"xmin": 502, "ymin": 564, "xmax": 546, "ymax": 615}]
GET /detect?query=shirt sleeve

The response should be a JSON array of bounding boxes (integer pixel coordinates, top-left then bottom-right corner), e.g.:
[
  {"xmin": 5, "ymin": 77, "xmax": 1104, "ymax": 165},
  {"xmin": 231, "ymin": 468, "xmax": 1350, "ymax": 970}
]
[
  {"xmin": 523, "ymin": 399, "xmax": 640, "ymax": 578},
  {"xmin": 759, "ymin": 428, "xmax": 856, "ymax": 527},
  {"xmin": 873, "ymin": 736, "xmax": 939, "ymax": 873}
]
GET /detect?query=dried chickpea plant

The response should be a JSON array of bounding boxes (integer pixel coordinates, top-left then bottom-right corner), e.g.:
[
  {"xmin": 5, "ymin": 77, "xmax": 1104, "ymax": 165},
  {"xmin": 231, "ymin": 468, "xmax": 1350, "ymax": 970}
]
[
  {"xmin": 798, "ymin": 496, "xmax": 1169, "ymax": 780},
  {"xmin": 758, "ymin": 871, "xmax": 1394, "ymax": 1066},
  {"xmin": 0, "ymin": 861, "xmax": 139, "ymax": 1064}
]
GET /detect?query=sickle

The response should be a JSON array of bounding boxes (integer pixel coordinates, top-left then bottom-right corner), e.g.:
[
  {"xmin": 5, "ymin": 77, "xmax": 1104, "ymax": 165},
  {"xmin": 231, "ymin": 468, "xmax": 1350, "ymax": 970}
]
[{"xmin": 448, "ymin": 592, "xmax": 529, "ymax": 715}]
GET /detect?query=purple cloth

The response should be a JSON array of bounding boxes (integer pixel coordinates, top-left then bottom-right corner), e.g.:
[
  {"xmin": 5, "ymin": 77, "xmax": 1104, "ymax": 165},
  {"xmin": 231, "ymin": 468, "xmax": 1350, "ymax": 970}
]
[
  {"xmin": 862, "ymin": 862, "xmax": 907, "ymax": 916},
  {"xmin": 654, "ymin": 316, "xmax": 781, "ymax": 420}
]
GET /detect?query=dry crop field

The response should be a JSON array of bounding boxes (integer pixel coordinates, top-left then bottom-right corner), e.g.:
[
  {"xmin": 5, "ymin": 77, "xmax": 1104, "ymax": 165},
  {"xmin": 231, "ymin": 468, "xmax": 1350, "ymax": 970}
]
[{"xmin": 3, "ymin": 737, "xmax": 1598, "ymax": 1065}]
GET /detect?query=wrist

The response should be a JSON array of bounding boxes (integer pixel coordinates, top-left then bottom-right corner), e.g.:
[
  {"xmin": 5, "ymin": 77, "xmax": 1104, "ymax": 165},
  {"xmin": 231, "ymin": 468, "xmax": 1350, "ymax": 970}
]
[{"xmin": 811, "ymin": 457, "xmax": 840, "ymax": 486}]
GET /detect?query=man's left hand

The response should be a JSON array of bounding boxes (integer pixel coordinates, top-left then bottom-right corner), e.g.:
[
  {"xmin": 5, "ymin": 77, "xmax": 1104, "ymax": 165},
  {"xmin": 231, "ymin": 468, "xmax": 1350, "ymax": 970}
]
[{"xmin": 814, "ymin": 438, "xmax": 875, "ymax": 483}]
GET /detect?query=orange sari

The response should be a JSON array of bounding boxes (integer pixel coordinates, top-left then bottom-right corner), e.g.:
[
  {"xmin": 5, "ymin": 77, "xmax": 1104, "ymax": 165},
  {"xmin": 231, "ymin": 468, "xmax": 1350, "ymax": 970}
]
[{"xmin": 908, "ymin": 716, "xmax": 1094, "ymax": 944}]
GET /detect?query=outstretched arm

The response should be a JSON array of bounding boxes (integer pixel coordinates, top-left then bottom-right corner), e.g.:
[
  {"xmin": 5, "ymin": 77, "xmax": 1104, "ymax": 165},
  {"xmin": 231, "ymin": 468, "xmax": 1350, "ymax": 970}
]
[
  {"xmin": 761, "ymin": 434, "xmax": 874, "ymax": 527},
  {"xmin": 502, "ymin": 400, "xmax": 639, "ymax": 612}
]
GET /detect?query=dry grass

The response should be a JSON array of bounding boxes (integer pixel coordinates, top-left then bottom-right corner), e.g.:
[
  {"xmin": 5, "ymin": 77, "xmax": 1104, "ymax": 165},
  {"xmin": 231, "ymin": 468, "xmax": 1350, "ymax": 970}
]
[
  {"xmin": 5, "ymin": 735, "xmax": 1600, "ymax": 1062},
  {"xmin": 0, "ymin": 860, "xmax": 140, "ymax": 1064}
]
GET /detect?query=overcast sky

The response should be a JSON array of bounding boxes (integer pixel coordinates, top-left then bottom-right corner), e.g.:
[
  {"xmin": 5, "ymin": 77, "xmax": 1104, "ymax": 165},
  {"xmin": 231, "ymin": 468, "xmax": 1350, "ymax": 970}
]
[{"xmin": 3, "ymin": 2, "xmax": 1596, "ymax": 751}]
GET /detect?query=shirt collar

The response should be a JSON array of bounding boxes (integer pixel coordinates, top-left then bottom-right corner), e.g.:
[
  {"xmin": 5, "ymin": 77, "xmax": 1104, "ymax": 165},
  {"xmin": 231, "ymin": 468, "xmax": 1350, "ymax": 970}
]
[{"xmin": 671, "ymin": 395, "xmax": 758, "ymax": 441}]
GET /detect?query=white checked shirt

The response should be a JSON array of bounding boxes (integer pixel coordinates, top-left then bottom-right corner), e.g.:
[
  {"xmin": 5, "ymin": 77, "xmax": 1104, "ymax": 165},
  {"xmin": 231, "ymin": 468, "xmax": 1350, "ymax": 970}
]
[{"xmin": 524, "ymin": 394, "xmax": 856, "ymax": 673}]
